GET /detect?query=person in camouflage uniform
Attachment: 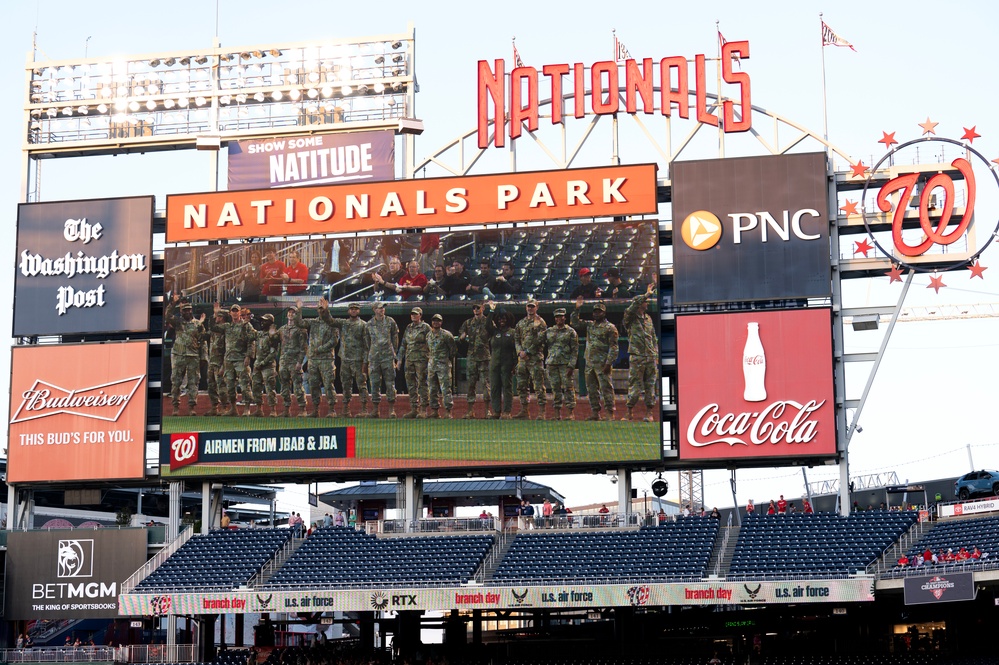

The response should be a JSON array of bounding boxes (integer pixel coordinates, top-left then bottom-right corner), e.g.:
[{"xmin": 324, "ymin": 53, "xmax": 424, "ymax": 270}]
[
  {"xmin": 294, "ymin": 297, "xmax": 339, "ymax": 418},
  {"xmin": 278, "ymin": 306, "xmax": 308, "ymax": 417},
  {"xmin": 484, "ymin": 301, "xmax": 517, "ymax": 418},
  {"xmin": 364, "ymin": 302, "xmax": 400, "ymax": 418},
  {"xmin": 321, "ymin": 303, "xmax": 369, "ymax": 417},
  {"xmin": 545, "ymin": 308, "xmax": 579, "ymax": 421},
  {"xmin": 622, "ymin": 283, "xmax": 659, "ymax": 422},
  {"xmin": 458, "ymin": 303, "xmax": 491, "ymax": 418},
  {"xmin": 514, "ymin": 299, "xmax": 548, "ymax": 420},
  {"xmin": 165, "ymin": 295, "xmax": 206, "ymax": 415},
  {"xmin": 210, "ymin": 303, "xmax": 255, "ymax": 416},
  {"xmin": 398, "ymin": 306, "xmax": 432, "ymax": 418},
  {"xmin": 205, "ymin": 310, "xmax": 229, "ymax": 416},
  {"xmin": 249, "ymin": 313, "xmax": 280, "ymax": 417},
  {"xmin": 427, "ymin": 313, "xmax": 457, "ymax": 418},
  {"xmin": 571, "ymin": 298, "xmax": 619, "ymax": 421}
]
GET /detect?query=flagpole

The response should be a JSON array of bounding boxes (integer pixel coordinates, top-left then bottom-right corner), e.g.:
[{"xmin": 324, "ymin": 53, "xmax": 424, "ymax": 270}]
[
  {"xmin": 820, "ymin": 12, "xmax": 830, "ymax": 155},
  {"xmin": 716, "ymin": 21, "xmax": 724, "ymax": 158}
]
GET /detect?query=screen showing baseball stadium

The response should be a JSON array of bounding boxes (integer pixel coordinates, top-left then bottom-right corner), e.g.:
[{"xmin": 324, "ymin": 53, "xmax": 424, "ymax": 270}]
[{"xmin": 160, "ymin": 219, "xmax": 662, "ymax": 478}]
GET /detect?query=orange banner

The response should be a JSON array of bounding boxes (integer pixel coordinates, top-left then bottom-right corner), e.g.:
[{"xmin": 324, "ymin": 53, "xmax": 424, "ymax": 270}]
[
  {"xmin": 8, "ymin": 341, "xmax": 148, "ymax": 483},
  {"xmin": 166, "ymin": 164, "xmax": 659, "ymax": 243}
]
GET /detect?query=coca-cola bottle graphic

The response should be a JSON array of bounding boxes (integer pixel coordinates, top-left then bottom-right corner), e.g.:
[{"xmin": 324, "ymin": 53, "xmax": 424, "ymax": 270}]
[{"xmin": 743, "ymin": 322, "xmax": 766, "ymax": 402}]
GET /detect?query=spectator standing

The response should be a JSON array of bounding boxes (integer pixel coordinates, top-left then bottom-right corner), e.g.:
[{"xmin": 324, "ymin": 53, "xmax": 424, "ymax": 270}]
[
  {"xmin": 491, "ymin": 262, "xmax": 523, "ymax": 296},
  {"xmin": 777, "ymin": 495, "xmax": 788, "ymax": 515},
  {"xmin": 442, "ymin": 259, "xmax": 470, "ymax": 298},
  {"xmin": 803, "ymin": 498, "xmax": 814, "ymax": 514},
  {"xmin": 397, "ymin": 260, "xmax": 428, "ymax": 299},
  {"xmin": 260, "ymin": 249, "xmax": 288, "ymax": 297},
  {"xmin": 746, "ymin": 499, "xmax": 755, "ymax": 515},
  {"xmin": 467, "ymin": 259, "xmax": 495, "ymax": 298},
  {"xmin": 284, "ymin": 251, "xmax": 310, "ymax": 295},
  {"xmin": 542, "ymin": 498, "xmax": 553, "ymax": 528},
  {"xmin": 602, "ymin": 267, "xmax": 632, "ymax": 299},
  {"xmin": 767, "ymin": 500, "xmax": 776, "ymax": 515},
  {"xmin": 570, "ymin": 268, "xmax": 600, "ymax": 299},
  {"xmin": 240, "ymin": 250, "xmax": 264, "ymax": 302}
]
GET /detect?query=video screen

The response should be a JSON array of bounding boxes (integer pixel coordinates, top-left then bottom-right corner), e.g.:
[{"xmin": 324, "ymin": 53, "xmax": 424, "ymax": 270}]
[{"xmin": 159, "ymin": 220, "xmax": 662, "ymax": 477}]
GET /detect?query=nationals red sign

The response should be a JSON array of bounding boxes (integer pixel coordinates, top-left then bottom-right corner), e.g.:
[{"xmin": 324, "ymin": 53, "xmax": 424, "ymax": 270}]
[{"xmin": 676, "ymin": 309, "xmax": 836, "ymax": 463}]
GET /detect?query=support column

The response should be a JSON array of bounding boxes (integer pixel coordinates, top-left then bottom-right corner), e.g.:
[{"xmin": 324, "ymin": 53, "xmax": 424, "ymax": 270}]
[
  {"xmin": 617, "ymin": 468, "xmax": 631, "ymax": 523},
  {"xmin": 471, "ymin": 609, "xmax": 482, "ymax": 646},
  {"xmin": 198, "ymin": 615, "xmax": 217, "ymax": 662},
  {"xmin": 167, "ymin": 615, "xmax": 177, "ymax": 647},
  {"xmin": 235, "ymin": 614, "xmax": 245, "ymax": 647},
  {"xmin": 169, "ymin": 482, "xmax": 183, "ymax": 541},
  {"xmin": 404, "ymin": 476, "xmax": 423, "ymax": 533},
  {"xmin": 6, "ymin": 484, "xmax": 16, "ymax": 531},
  {"xmin": 202, "ymin": 482, "xmax": 211, "ymax": 534},
  {"xmin": 357, "ymin": 611, "xmax": 375, "ymax": 652}
]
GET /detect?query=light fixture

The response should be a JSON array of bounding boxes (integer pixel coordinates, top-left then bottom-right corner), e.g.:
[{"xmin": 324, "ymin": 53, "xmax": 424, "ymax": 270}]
[
  {"xmin": 128, "ymin": 100, "xmax": 140, "ymax": 111},
  {"xmin": 373, "ymin": 82, "xmax": 385, "ymax": 94},
  {"xmin": 307, "ymin": 88, "xmax": 318, "ymax": 99},
  {"xmin": 177, "ymin": 97, "xmax": 189, "ymax": 107},
  {"xmin": 356, "ymin": 85, "xmax": 368, "ymax": 94},
  {"xmin": 288, "ymin": 88, "xmax": 300, "ymax": 100},
  {"xmin": 651, "ymin": 474, "xmax": 669, "ymax": 497},
  {"xmin": 393, "ymin": 54, "xmax": 404, "ymax": 63},
  {"xmin": 235, "ymin": 93, "xmax": 247, "ymax": 104},
  {"xmin": 851, "ymin": 315, "xmax": 879, "ymax": 332},
  {"xmin": 163, "ymin": 57, "xmax": 176, "ymax": 66},
  {"xmin": 30, "ymin": 120, "xmax": 41, "ymax": 130},
  {"xmin": 96, "ymin": 103, "xmax": 108, "ymax": 113},
  {"xmin": 148, "ymin": 84, "xmax": 159, "ymax": 94},
  {"xmin": 114, "ymin": 99, "xmax": 127, "ymax": 111},
  {"xmin": 268, "ymin": 49, "xmax": 282, "ymax": 57},
  {"xmin": 145, "ymin": 100, "xmax": 156, "ymax": 110},
  {"xmin": 240, "ymin": 52, "xmax": 251, "ymax": 60},
  {"xmin": 320, "ymin": 85, "xmax": 332, "ymax": 97},
  {"xmin": 340, "ymin": 84, "xmax": 352, "ymax": 96},
  {"xmin": 220, "ymin": 94, "xmax": 231, "ymax": 105},
  {"xmin": 391, "ymin": 41, "xmax": 402, "ymax": 49},
  {"xmin": 219, "ymin": 54, "xmax": 234, "ymax": 62},
  {"xmin": 195, "ymin": 96, "xmax": 207, "ymax": 106},
  {"xmin": 77, "ymin": 105, "xmax": 89, "ymax": 114},
  {"xmin": 374, "ymin": 55, "xmax": 384, "ymax": 64},
  {"xmin": 252, "ymin": 50, "xmax": 264, "ymax": 58},
  {"xmin": 194, "ymin": 55, "xmax": 208, "ymax": 65},
  {"xmin": 253, "ymin": 92, "xmax": 265, "ymax": 102},
  {"xmin": 61, "ymin": 107, "xmax": 73, "ymax": 116},
  {"xmin": 163, "ymin": 99, "xmax": 175, "ymax": 109},
  {"xmin": 179, "ymin": 56, "xmax": 191, "ymax": 66},
  {"xmin": 149, "ymin": 58, "xmax": 161, "ymax": 67},
  {"xmin": 271, "ymin": 90, "xmax": 283, "ymax": 101}
]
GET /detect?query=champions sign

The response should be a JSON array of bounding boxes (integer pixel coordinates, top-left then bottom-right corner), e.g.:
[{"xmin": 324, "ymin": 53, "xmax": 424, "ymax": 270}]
[{"xmin": 7, "ymin": 341, "xmax": 148, "ymax": 483}]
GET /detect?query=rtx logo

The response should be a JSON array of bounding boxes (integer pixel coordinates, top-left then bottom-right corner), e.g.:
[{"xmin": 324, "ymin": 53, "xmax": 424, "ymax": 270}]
[
  {"xmin": 57, "ymin": 540, "xmax": 93, "ymax": 578},
  {"xmin": 391, "ymin": 594, "xmax": 417, "ymax": 606},
  {"xmin": 680, "ymin": 208, "xmax": 822, "ymax": 249}
]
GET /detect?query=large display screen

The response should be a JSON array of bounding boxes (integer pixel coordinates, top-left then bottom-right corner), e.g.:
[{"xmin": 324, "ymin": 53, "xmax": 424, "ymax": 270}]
[
  {"xmin": 676, "ymin": 308, "xmax": 837, "ymax": 464},
  {"xmin": 159, "ymin": 220, "xmax": 662, "ymax": 477},
  {"xmin": 8, "ymin": 341, "xmax": 148, "ymax": 483},
  {"xmin": 13, "ymin": 196, "xmax": 153, "ymax": 336}
]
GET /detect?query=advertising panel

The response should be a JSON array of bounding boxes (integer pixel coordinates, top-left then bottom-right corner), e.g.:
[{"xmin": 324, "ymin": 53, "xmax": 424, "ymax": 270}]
[
  {"xmin": 676, "ymin": 308, "xmax": 836, "ymax": 464},
  {"xmin": 13, "ymin": 196, "xmax": 153, "ymax": 336},
  {"xmin": 903, "ymin": 572, "xmax": 976, "ymax": 605},
  {"xmin": 671, "ymin": 152, "xmax": 831, "ymax": 304},
  {"xmin": 165, "ymin": 164, "xmax": 659, "ymax": 243},
  {"xmin": 227, "ymin": 130, "xmax": 396, "ymax": 190},
  {"xmin": 7, "ymin": 341, "xmax": 148, "ymax": 483},
  {"xmin": 159, "ymin": 221, "xmax": 661, "ymax": 478},
  {"xmin": 5, "ymin": 529, "xmax": 148, "ymax": 619},
  {"xmin": 938, "ymin": 498, "xmax": 999, "ymax": 518},
  {"xmin": 119, "ymin": 577, "xmax": 874, "ymax": 615}
]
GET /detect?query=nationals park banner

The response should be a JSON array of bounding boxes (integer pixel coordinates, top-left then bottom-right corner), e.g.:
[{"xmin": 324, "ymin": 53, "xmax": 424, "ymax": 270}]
[
  {"xmin": 166, "ymin": 163, "xmax": 659, "ymax": 242},
  {"xmin": 120, "ymin": 578, "xmax": 875, "ymax": 615},
  {"xmin": 227, "ymin": 130, "xmax": 395, "ymax": 190}
]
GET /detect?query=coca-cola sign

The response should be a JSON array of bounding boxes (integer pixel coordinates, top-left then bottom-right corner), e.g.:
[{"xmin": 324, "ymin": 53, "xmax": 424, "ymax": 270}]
[{"xmin": 676, "ymin": 309, "xmax": 837, "ymax": 463}]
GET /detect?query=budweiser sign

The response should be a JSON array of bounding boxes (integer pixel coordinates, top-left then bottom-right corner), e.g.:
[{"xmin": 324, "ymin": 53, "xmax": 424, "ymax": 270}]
[
  {"xmin": 10, "ymin": 375, "xmax": 145, "ymax": 424},
  {"xmin": 676, "ymin": 309, "xmax": 837, "ymax": 463},
  {"xmin": 8, "ymin": 341, "xmax": 148, "ymax": 483},
  {"xmin": 686, "ymin": 400, "xmax": 826, "ymax": 447}
]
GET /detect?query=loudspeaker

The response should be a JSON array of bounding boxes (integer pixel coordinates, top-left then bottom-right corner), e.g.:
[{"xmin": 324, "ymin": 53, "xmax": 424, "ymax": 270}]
[{"xmin": 651, "ymin": 478, "xmax": 669, "ymax": 497}]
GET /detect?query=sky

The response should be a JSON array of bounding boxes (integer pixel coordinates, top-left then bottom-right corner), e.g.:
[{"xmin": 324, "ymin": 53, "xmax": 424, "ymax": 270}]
[{"xmin": 4, "ymin": 1, "xmax": 999, "ymax": 516}]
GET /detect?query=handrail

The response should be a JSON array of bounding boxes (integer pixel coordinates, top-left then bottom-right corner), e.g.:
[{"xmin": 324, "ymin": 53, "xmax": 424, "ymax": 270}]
[{"xmin": 120, "ymin": 524, "xmax": 194, "ymax": 594}]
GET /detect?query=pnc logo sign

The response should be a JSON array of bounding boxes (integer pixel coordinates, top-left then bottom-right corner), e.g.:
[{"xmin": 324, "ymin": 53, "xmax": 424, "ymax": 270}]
[{"xmin": 680, "ymin": 211, "xmax": 722, "ymax": 250}]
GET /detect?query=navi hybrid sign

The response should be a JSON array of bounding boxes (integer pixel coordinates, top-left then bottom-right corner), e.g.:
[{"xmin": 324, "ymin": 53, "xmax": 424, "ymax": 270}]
[{"xmin": 672, "ymin": 152, "xmax": 831, "ymax": 304}]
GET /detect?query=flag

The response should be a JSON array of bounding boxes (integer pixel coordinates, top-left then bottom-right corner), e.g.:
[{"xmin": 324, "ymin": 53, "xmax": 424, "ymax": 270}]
[
  {"xmin": 512, "ymin": 39, "xmax": 524, "ymax": 68},
  {"xmin": 718, "ymin": 30, "xmax": 741, "ymax": 67},
  {"xmin": 615, "ymin": 35, "xmax": 631, "ymax": 62},
  {"xmin": 822, "ymin": 21, "xmax": 856, "ymax": 51}
]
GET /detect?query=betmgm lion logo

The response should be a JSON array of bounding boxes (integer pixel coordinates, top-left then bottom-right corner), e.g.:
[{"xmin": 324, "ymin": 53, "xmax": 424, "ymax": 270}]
[{"xmin": 57, "ymin": 540, "xmax": 94, "ymax": 578}]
